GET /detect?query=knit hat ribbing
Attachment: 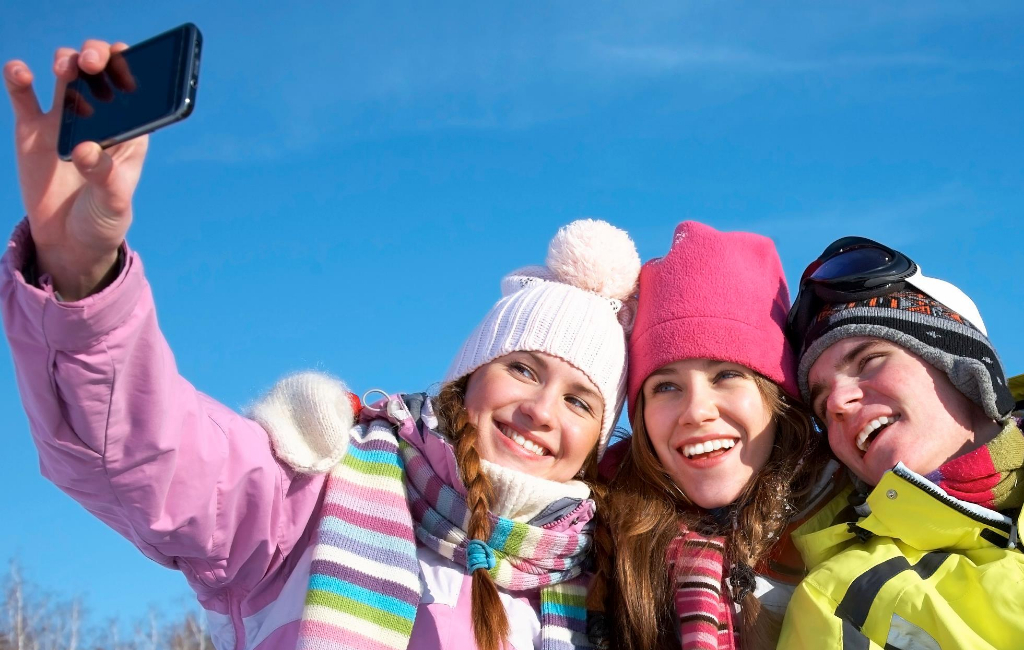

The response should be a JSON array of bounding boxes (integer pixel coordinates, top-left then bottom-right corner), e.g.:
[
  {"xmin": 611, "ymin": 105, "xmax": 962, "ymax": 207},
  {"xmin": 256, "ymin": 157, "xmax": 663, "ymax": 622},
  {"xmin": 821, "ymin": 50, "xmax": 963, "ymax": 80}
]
[
  {"xmin": 445, "ymin": 219, "xmax": 641, "ymax": 458},
  {"xmin": 628, "ymin": 221, "xmax": 799, "ymax": 417},
  {"xmin": 796, "ymin": 284, "xmax": 1015, "ymax": 421}
]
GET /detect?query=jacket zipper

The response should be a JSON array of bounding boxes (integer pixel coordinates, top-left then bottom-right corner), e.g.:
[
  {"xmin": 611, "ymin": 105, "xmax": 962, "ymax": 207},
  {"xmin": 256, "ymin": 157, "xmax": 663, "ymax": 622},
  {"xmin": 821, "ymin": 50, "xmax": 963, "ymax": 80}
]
[
  {"xmin": 891, "ymin": 463, "xmax": 1018, "ymax": 547},
  {"xmin": 542, "ymin": 500, "xmax": 591, "ymax": 530}
]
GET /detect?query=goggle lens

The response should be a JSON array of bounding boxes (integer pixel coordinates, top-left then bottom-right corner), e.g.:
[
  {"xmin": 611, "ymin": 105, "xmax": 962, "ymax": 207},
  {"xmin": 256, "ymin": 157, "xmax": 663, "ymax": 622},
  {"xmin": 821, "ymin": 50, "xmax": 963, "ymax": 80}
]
[{"xmin": 808, "ymin": 246, "xmax": 894, "ymax": 283}]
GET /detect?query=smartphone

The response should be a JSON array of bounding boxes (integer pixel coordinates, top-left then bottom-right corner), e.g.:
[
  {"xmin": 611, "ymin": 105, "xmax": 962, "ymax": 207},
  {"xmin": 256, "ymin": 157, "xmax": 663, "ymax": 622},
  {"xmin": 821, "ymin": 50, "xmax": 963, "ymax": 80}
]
[{"xmin": 57, "ymin": 23, "xmax": 202, "ymax": 161}]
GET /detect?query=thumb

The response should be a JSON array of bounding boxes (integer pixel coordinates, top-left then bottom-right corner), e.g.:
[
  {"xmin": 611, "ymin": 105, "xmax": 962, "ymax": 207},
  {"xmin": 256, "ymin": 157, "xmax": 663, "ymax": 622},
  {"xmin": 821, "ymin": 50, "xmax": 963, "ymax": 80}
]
[
  {"xmin": 70, "ymin": 141, "xmax": 130, "ymax": 215},
  {"xmin": 71, "ymin": 141, "xmax": 115, "ymax": 186}
]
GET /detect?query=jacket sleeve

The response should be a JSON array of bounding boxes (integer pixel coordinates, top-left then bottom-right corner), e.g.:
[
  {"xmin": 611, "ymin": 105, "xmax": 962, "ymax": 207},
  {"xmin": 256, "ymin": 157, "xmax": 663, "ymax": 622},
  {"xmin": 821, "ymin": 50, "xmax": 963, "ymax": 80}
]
[
  {"xmin": 778, "ymin": 577, "xmax": 885, "ymax": 650},
  {"xmin": 0, "ymin": 219, "xmax": 328, "ymax": 597}
]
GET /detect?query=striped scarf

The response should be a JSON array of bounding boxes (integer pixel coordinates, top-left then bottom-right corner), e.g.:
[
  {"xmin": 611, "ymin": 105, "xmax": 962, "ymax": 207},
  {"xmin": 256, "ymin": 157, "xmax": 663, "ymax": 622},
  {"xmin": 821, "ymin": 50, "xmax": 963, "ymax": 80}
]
[
  {"xmin": 297, "ymin": 407, "xmax": 594, "ymax": 650},
  {"xmin": 667, "ymin": 531, "xmax": 737, "ymax": 650},
  {"xmin": 925, "ymin": 419, "xmax": 1024, "ymax": 512}
]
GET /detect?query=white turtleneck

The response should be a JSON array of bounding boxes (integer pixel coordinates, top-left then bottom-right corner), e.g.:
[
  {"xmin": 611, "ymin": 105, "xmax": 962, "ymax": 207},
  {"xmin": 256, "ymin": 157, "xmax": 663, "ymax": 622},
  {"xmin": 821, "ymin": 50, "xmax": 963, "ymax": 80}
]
[{"xmin": 479, "ymin": 458, "xmax": 591, "ymax": 522}]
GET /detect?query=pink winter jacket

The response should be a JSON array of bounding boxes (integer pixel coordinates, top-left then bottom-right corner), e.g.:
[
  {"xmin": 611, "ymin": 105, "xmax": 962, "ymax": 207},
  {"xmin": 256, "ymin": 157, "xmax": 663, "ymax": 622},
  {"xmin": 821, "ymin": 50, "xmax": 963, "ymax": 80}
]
[{"xmin": 1, "ymin": 221, "xmax": 595, "ymax": 650}]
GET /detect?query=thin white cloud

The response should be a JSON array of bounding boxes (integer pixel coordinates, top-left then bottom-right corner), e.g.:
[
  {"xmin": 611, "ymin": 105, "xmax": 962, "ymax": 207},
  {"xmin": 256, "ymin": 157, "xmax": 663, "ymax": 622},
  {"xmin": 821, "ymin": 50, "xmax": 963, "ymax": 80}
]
[
  {"xmin": 591, "ymin": 43, "xmax": 1019, "ymax": 76},
  {"xmin": 161, "ymin": 2, "xmax": 1024, "ymax": 156}
]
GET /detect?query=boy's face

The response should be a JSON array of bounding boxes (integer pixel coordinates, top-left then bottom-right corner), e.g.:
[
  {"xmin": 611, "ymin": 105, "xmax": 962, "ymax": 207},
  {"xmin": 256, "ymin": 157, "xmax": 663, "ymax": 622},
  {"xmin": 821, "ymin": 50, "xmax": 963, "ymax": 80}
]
[{"xmin": 807, "ymin": 337, "xmax": 982, "ymax": 485}]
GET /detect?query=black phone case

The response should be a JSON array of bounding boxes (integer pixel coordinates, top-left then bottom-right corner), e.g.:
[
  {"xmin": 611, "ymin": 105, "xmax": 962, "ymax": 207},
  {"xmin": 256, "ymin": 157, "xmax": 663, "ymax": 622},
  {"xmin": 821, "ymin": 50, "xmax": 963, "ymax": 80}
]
[{"xmin": 57, "ymin": 23, "xmax": 202, "ymax": 161}]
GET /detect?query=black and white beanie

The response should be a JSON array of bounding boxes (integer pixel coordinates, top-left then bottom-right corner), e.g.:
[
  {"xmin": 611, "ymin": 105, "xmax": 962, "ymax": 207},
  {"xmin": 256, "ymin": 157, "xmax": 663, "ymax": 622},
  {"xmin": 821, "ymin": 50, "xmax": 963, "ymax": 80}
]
[{"xmin": 796, "ymin": 272, "xmax": 1014, "ymax": 422}]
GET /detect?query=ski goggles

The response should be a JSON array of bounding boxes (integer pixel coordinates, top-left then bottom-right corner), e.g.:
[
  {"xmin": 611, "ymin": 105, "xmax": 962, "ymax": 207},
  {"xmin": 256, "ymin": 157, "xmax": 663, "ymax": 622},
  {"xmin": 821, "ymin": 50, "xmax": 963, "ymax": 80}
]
[{"xmin": 787, "ymin": 236, "xmax": 919, "ymax": 351}]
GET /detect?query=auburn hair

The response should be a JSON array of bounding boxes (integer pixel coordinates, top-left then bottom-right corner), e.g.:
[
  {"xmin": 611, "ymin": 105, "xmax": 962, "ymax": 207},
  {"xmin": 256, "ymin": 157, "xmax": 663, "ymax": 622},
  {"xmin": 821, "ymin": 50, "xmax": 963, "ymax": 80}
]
[
  {"xmin": 600, "ymin": 375, "xmax": 830, "ymax": 650},
  {"xmin": 434, "ymin": 376, "xmax": 609, "ymax": 650}
]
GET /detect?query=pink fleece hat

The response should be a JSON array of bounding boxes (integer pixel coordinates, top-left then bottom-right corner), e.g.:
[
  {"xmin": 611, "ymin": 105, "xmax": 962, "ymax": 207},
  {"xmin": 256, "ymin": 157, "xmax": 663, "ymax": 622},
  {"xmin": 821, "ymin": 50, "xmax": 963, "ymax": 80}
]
[{"xmin": 627, "ymin": 221, "xmax": 799, "ymax": 416}]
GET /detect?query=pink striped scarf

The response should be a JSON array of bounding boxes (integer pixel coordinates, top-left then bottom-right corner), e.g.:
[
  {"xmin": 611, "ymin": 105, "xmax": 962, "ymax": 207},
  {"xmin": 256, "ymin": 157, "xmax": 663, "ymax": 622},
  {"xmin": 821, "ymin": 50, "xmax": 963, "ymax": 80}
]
[
  {"xmin": 667, "ymin": 531, "xmax": 737, "ymax": 650},
  {"xmin": 296, "ymin": 395, "xmax": 595, "ymax": 650}
]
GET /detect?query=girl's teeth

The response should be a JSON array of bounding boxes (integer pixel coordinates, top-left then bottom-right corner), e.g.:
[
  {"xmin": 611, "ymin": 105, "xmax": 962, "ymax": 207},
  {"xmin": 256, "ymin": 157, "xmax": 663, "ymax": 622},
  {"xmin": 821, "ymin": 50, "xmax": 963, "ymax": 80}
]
[
  {"xmin": 500, "ymin": 425, "xmax": 546, "ymax": 456},
  {"xmin": 683, "ymin": 439, "xmax": 736, "ymax": 458}
]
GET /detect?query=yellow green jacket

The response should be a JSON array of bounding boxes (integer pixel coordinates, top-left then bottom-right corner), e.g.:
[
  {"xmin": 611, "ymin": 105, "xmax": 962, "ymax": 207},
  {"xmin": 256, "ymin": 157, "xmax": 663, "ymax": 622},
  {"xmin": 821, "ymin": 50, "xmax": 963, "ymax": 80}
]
[
  {"xmin": 778, "ymin": 461, "xmax": 1024, "ymax": 649},
  {"xmin": 1011, "ymin": 373, "xmax": 1024, "ymax": 411}
]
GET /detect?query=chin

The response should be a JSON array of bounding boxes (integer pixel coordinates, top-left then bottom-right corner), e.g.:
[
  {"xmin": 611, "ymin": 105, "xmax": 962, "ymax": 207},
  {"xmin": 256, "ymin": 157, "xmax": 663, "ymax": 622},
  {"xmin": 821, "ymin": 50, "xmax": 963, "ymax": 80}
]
[
  {"xmin": 852, "ymin": 463, "xmax": 885, "ymax": 486},
  {"xmin": 690, "ymin": 492, "xmax": 737, "ymax": 510}
]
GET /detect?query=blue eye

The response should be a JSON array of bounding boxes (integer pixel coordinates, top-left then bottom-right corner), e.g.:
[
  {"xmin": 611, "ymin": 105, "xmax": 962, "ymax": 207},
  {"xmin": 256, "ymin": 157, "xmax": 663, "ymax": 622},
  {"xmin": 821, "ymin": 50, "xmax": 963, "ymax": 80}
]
[
  {"xmin": 650, "ymin": 382, "xmax": 678, "ymax": 394},
  {"xmin": 714, "ymin": 369, "xmax": 744, "ymax": 382},
  {"xmin": 566, "ymin": 395, "xmax": 594, "ymax": 416},
  {"xmin": 509, "ymin": 361, "xmax": 537, "ymax": 381}
]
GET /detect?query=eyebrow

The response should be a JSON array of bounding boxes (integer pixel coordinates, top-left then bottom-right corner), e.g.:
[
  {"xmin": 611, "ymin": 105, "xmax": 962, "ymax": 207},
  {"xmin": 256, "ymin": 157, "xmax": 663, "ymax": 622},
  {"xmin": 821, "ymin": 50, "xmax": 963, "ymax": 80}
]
[
  {"xmin": 647, "ymin": 366, "xmax": 677, "ymax": 379},
  {"xmin": 807, "ymin": 340, "xmax": 885, "ymax": 412},
  {"xmin": 647, "ymin": 359, "xmax": 743, "ymax": 378}
]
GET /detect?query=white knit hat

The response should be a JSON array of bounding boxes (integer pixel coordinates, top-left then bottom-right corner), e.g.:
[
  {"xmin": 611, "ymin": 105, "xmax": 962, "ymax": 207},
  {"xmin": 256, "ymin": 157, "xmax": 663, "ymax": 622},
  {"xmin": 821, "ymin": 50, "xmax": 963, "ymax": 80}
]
[{"xmin": 444, "ymin": 219, "xmax": 641, "ymax": 458}]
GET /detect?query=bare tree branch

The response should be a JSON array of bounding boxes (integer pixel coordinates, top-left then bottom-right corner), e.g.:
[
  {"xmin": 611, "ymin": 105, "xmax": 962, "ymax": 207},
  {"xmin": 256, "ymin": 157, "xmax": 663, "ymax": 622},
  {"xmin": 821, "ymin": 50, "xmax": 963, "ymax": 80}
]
[{"xmin": 0, "ymin": 563, "xmax": 212, "ymax": 650}]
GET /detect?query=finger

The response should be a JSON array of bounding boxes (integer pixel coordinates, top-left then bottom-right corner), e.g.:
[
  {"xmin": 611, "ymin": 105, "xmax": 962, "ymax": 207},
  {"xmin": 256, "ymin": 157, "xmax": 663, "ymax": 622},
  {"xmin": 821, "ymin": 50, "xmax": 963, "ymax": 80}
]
[
  {"xmin": 72, "ymin": 141, "xmax": 136, "ymax": 216},
  {"xmin": 83, "ymin": 71, "xmax": 114, "ymax": 103},
  {"xmin": 78, "ymin": 39, "xmax": 112, "ymax": 76},
  {"xmin": 63, "ymin": 87, "xmax": 94, "ymax": 117},
  {"xmin": 71, "ymin": 141, "xmax": 115, "ymax": 188},
  {"xmin": 53, "ymin": 46, "xmax": 79, "ymax": 76},
  {"xmin": 107, "ymin": 42, "xmax": 136, "ymax": 93},
  {"xmin": 109, "ymin": 132, "xmax": 148, "ymax": 166},
  {"xmin": 3, "ymin": 60, "xmax": 42, "ymax": 119},
  {"xmin": 107, "ymin": 133, "xmax": 148, "ymax": 188},
  {"xmin": 50, "ymin": 48, "xmax": 79, "ymax": 114}
]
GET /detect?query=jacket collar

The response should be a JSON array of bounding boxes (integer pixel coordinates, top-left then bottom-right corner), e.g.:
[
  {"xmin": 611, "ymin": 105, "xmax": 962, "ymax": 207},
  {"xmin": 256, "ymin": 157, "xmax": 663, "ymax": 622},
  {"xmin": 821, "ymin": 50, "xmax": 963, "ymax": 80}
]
[
  {"xmin": 794, "ymin": 463, "xmax": 1022, "ymax": 568},
  {"xmin": 861, "ymin": 463, "xmax": 1018, "ymax": 550}
]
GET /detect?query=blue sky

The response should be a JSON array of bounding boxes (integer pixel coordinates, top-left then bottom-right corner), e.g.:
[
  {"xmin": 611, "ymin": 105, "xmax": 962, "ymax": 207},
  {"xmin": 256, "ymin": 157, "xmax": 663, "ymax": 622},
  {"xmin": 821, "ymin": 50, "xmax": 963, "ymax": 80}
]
[{"xmin": 1, "ymin": 0, "xmax": 1022, "ymax": 629}]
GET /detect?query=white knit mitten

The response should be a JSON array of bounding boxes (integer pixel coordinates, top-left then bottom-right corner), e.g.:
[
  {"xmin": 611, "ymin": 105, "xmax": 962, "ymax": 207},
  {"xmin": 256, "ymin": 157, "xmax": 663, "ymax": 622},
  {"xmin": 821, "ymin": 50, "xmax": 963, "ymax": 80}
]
[{"xmin": 248, "ymin": 371, "xmax": 355, "ymax": 474}]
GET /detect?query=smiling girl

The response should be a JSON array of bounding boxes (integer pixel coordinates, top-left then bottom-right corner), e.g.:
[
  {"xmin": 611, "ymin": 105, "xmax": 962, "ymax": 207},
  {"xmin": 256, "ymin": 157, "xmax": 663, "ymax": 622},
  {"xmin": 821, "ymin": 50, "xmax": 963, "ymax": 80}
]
[
  {"xmin": 1, "ymin": 39, "xmax": 642, "ymax": 650},
  {"xmin": 599, "ymin": 221, "xmax": 837, "ymax": 650}
]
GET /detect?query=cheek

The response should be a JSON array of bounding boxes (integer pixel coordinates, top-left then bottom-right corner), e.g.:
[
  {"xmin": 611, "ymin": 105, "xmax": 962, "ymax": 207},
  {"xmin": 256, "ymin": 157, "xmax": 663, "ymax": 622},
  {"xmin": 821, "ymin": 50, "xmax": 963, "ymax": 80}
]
[
  {"xmin": 826, "ymin": 426, "xmax": 852, "ymax": 460},
  {"xmin": 461, "ymin": 375, "xmax": 488, "ymax": 419},
  {"xmin": 642, "ymin": 402, "xmax": 676, "ymax": 448},
  {"xmin": 728, "ymin": 390, "xmax": 772, "ymax": 432},
  {"xmin": 751, "ymin": 422, "xmax": 777, "ymax": 459},
  {"xmin": 564, "ymin": 418, "xmax": 601, "ymax": 454},
  {"xmin": 463, "ymin": 368, "xmax": 517, "ymax": 419},
  {"xmin": 870, "ymin": 357, "xmax": 926, "ymax": 398}
]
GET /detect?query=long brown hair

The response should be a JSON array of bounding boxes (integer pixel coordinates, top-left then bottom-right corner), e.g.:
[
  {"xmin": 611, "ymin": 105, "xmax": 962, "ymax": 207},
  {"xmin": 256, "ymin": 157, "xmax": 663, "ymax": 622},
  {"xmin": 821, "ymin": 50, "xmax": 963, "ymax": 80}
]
[
  {"xmin": 601, "ymin": 375, "xmax": 829, "ymax": 650},
  {"xmin": 434, "ymin": 376, "xmax": 609, "ymax": 650}
]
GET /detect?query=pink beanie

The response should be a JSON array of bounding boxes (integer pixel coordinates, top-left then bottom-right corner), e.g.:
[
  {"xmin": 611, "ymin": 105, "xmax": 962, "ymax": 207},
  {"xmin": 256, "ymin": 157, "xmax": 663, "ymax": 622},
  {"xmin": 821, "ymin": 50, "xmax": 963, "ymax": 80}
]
[{"xmin": 627, "ymin": 221, "xmax": 799, "ymax": 416}]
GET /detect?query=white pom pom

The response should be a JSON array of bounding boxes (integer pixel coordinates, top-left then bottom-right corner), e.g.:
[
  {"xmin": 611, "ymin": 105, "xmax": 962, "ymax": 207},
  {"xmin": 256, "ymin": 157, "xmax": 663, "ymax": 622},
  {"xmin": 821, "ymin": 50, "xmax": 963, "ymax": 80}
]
[{"xmin": 545, "ymin": 219, "xmax": 641, "ymax": 301}]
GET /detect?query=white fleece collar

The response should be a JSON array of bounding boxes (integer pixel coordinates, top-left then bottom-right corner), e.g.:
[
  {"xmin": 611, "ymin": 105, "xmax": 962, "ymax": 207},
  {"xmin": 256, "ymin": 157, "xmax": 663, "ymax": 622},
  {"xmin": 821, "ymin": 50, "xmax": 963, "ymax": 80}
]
[{"xmin": 479, "ymin": 458, "xmax": 591, "ymax": 522}]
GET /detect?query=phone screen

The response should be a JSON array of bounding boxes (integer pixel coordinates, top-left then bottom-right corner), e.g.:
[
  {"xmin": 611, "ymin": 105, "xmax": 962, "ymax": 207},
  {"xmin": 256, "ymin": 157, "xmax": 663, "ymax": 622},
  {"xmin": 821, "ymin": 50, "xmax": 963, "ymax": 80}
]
[{"xmin": 58, "ymin": 25, "xmax": 197, "ymax": 158}]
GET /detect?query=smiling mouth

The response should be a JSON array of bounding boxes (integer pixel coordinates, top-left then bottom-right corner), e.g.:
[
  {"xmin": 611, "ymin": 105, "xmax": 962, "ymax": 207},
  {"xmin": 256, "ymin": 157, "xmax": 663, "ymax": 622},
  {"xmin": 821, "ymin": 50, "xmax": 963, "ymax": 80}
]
[
  {"xmin": 498, "ymin": 423, "xmax": 549, "ymax": 457},
  {"xmin": 682, "ymin": 438, "xmax": 736, "ymax": 460},
  {"xmin": 856, "ymin": 415, "xmax": 900, "ymax": 453}
]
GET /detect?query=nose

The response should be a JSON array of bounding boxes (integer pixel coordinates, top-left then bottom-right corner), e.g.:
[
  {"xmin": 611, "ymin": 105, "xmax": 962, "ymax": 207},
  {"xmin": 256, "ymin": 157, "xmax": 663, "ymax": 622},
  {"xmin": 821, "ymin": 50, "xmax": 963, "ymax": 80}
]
[
  {"xmin": 520, "ymin": 387, "xmax": 557, "ymax": 430},
  {"xmin": 825, "ymin": 377, "xmax": 862, "ymax": 423},
  {"xmin": 677, "ymin": 383, "xmax": 719, "ymax": 426}
]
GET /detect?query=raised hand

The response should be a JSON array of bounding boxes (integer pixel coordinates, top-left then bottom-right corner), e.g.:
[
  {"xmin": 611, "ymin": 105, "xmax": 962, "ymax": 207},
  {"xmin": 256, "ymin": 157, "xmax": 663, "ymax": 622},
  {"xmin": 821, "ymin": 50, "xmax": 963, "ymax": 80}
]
[{"xmin": 4, "ymin": 39, "xmax": 148, "ymax": 301}]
